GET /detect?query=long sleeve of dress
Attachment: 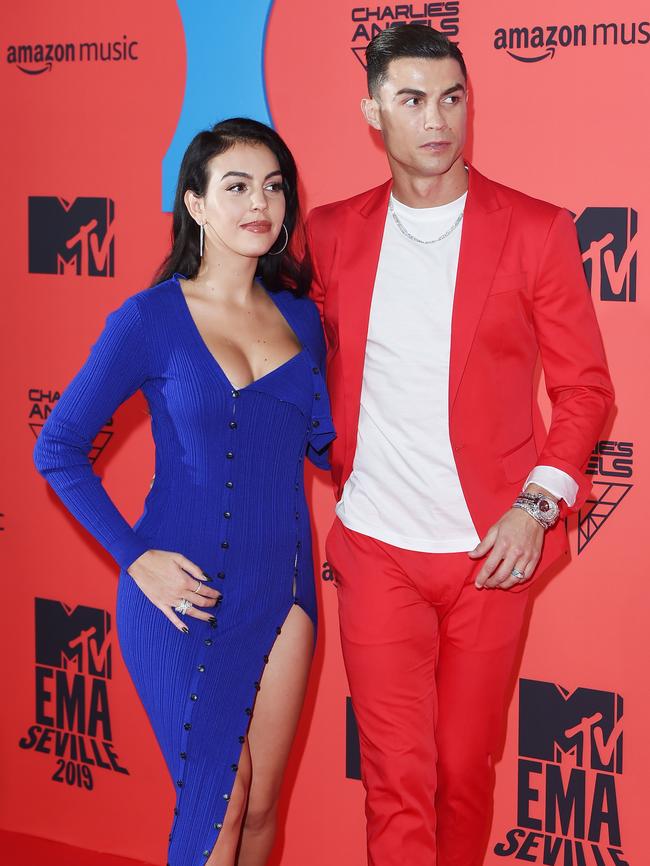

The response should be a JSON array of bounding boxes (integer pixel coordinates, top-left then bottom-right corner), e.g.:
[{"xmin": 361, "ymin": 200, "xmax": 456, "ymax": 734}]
[
  {"xmin": 304, "ymin": 298, "xmax": 335, "ymax": 471},
  {"xmin": 33, "ymin": 297, "xmax": 151, "ymax": 571}
]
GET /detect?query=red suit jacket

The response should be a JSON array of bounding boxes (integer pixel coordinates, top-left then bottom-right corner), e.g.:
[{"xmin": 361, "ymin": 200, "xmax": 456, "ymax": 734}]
[{"xmin": 306, "ymin": 165, "xmax": 615, "ymax": 578}]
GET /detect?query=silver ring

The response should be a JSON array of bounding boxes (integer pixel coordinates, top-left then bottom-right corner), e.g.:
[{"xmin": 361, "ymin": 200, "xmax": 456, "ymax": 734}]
[
  {"xmin": 175, "ymin": 598, "xmax": 192, "ymax": 615},
  {"xmin": 193, "ymin": 579, "xmax": 202, "ymax": 594},
  {"xmin": 511, "ymin": 568, "xmax": 526, "ymax": 581}
]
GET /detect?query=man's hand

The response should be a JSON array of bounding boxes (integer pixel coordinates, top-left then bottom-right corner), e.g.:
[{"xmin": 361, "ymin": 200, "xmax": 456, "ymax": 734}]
[{"xmin": 468, "ymin": 483, "xmax": 556, "ymax": 589}]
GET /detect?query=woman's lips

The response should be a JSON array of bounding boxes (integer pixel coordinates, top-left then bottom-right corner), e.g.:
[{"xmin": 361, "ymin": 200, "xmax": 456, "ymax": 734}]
[{"xmin": 241, "ymin": 221, "xmax": 272, "ymax": 233}]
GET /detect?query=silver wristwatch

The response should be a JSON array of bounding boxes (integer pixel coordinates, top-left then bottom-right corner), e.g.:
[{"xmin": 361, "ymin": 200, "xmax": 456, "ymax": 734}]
[{"xmin": 512, "ymin": 492, "xmax": 560, "ymax": 529}]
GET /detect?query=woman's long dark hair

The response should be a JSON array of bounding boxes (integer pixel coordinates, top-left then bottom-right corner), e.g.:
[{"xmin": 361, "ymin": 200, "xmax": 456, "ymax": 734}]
[{"xmin": 154, "ymin": 118, "xmax": 311, "ymax": 295}]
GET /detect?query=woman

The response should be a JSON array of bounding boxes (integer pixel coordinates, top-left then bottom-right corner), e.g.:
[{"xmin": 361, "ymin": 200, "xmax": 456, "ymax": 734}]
[{"xmin": 34, "ymin": 118, "xmax": 334, "ymax": 866}]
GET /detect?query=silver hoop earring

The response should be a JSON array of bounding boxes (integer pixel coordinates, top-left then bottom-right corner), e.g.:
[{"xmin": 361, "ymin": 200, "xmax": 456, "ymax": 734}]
[
  {"xmin": 199, "ymin": 222, "xmax": 204, "ymax": 258},
  {"xmin": 268, "ymin": 223, "xmax": 289, "ymax": 256}
]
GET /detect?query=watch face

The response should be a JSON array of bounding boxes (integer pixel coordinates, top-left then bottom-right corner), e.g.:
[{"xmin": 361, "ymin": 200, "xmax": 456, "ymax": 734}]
[{"xmin": 538, "ymin": 497, "xmax": 559, "ymax": 521}]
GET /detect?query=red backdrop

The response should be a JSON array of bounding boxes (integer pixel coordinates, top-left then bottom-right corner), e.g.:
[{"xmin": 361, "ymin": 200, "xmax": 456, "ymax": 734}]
[{"xmin": 1, "ymin": 2, "xmax": 647, "ymax": 864}]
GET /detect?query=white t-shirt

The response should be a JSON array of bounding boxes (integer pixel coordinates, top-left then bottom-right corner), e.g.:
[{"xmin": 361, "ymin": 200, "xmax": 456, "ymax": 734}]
[
  {"xmin": 336, "ymin": 191, "xmax": 482, "ymax": 552},
  {"xmin": 335, "ymin": 190, "xmax": 578, "ymax": 552}
]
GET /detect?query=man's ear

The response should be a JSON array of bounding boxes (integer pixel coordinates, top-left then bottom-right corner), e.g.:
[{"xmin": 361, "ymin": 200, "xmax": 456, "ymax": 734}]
[
  {"xmin": 183, "ymin": 189, "xmax": 204, "ymax": 226},
  {"xmin": 361, "ymin": 96, "xmax": 382, "ymax": 131}
]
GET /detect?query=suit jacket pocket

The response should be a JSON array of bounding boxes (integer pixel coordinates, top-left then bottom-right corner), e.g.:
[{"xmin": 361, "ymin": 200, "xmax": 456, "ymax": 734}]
[
  {"xmin": 499, "ymin": 433, "xmax": 538, "ymax": 483},
  {"xmin": 489, "ymin": 272, "xmax": 527, "ymax": 295}
]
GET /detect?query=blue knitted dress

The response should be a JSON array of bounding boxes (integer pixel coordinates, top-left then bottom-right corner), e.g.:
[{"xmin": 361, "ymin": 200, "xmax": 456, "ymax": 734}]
[{"xmin": 33, "ymin": 275, "xmax": 335, "ymax": 865}]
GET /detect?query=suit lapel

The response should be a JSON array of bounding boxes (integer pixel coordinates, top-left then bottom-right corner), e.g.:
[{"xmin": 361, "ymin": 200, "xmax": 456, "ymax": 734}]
[
  {"xmin": 449, "ymin": 167, "xmax": 512, "ymax": 408},
  {"xmin": 337, "ymin": 181, "xmax": 391, "ymax": 457},
  {"xmin": 335, "ymin": 169, "xmax": 512, "ymax": 472}
]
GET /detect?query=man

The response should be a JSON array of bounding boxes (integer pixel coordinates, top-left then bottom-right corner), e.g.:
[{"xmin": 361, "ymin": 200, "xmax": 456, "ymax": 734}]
[{"xmin": 306, "ymin": 25, "xmax": 614, "ymax": 866}]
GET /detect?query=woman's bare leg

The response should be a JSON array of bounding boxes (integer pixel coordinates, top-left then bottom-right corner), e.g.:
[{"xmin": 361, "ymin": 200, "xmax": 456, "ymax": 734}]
[
  {"xmin": 205, "ymin": 739, "xmax": 252, "ymax": 866},
  {"xmin": 237, "ymin": 604, "xmax": 314, "ymax": 865}
]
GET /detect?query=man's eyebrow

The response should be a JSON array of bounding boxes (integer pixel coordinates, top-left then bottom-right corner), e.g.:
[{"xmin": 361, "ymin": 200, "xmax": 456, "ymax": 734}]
[
  {"xmin": 393, "ymin": 83, "xmax": 466, "ymax": 99},
  {"xmin": 394, "ymin": 87, "xmax": 427, "ymax": 98},
  {"xmin": 220, "ymin": 170, "xmax": 283, "ymax": 181},
  {"xmin": 442, "ymin": 82, "xmax": 466, "ymax": 95}
]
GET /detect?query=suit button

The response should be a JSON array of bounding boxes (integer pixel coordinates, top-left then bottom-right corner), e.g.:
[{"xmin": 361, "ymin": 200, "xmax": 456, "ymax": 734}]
[
  {"xmin": 312, "ymin": 367, "xmax": 319, "ymax": 374},
  {"xmin": 224, "ymin": 511, "xmax": 231, "ymax": 519},
  {"xmin": 231, "ymin": 390, "xmax": 240, "ymax": 398},
  {"xmin": 229, "ymin": 420, "xmax": 238, "ymax": 429},
  {"xmin": 226, "ymin": 451, "xmax": 234, "ymax": 459},
  {"xmin": 225, "ymin": 481, "xmax": 234, "ymax": 489},
  {"xmin": 184, "ymin": 723, "xmax": 192, "ymax": 731},
  {"xmin": 204, "ymin": 639, "xmax": 213, "ymax": 647},
  {"xmin": 190, "ymin": 694, "xmax": 198, "ymax": 701},
  {"xmin": 312, "ymin": 419, "xmax": 320, "ymax": 428}
]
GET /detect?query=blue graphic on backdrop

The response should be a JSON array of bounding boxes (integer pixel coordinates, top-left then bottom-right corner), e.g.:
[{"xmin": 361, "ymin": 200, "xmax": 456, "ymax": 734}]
[{"xmin": 162, "ymin": 0, "xmax": 275, "ymax": 212}]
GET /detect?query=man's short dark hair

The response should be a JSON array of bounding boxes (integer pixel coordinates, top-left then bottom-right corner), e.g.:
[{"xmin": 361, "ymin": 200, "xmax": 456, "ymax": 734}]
[{"xmin": 366, "ymin": 25, "xmax": 467, "ymax": 96}]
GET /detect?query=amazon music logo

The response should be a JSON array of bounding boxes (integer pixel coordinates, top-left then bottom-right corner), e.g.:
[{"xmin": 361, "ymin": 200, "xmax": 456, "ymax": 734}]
[
  {"xmin": 574, "ymin": 208, "xmax": 638, "ymax": 303},
  {"xmin": 28, "ymin": 197, "xmax": 115, "ymax": 277},
  {"xmin": 577, "ymin": 441, "xmax": 633, "ymax": 555},
  {"xmin": 494, "ymin": 20, "xmax": 649, "ymax": 63},
  {"xmin": 494, "ymin": 679, "xmax": 628, "ymax": 865},
  {"xmin": 350, "ymin": 3, "xmax": 460, "ymax": 69},
  {"xmin": 19, "ymin": 598, "xmax": 129, "ymax": 790},
  {"xmin": 321, "ymin": 559, "xmax": 336, "ymax": 583},
  {"xmin": 5, "ymin": 36, "xmax": 139, "ymax": 75},
  {"xmin": 324, "ymin": 561, "xmax": 361, "ymax": 780},
  {"xmin": 28, "ymin": 388, "xmax": 114, "ymax": 463},
  {"xmin": 345, "ymin": 698, "xmax": 362, "ymax": 780}
]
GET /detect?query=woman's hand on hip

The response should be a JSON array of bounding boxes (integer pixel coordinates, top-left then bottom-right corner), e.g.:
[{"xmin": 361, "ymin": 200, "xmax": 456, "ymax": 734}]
[{"xmin": 127, "ymin": 550, "xmax": 222, "ymax": 632}]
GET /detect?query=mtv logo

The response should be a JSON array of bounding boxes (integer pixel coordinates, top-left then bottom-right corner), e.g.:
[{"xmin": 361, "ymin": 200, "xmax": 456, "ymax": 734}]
[
  {"xmin": 28, "ymin": 196, "xmax": 115, "ymax": 277},
  {"xmin": 35, "ymin": 598, "xmax": 112, "ymax": 678},
  {"xmin": 519, "ymin": 679, "xmax": 623, "ymax": 774},
  {"xmin": 574, "ymin": 207, "xmax": 637, "ymax": 302}
]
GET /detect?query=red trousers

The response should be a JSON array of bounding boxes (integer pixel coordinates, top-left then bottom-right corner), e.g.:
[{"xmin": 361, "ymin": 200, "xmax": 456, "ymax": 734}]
[{"xmin": 325, "ymin": 517, "xmax": 532, "ymax": 866}]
